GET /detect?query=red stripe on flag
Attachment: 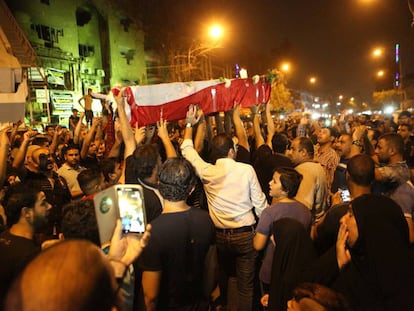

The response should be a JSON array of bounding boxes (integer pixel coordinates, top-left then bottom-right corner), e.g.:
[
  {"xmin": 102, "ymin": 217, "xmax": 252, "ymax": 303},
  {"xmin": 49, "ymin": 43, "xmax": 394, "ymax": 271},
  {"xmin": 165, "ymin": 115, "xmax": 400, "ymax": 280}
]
[{"xmin": 127, "ymin": 78, "xmax": 270, "ymax": 126}]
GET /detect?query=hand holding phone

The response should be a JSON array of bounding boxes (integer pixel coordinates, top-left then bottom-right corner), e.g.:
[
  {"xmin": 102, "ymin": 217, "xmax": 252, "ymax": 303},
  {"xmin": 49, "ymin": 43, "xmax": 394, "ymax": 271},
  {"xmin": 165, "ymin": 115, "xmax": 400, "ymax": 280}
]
[
  {"xmin": 94, "ymin": 185, "xmax": 147, "ymax": 245},
  {"xmin": 339, "ymin": 188, "xmax": 351, "ymax": 202},
  {"xmin": 117, "ymin": 187, "xmax": 146, "ymax": 234}
]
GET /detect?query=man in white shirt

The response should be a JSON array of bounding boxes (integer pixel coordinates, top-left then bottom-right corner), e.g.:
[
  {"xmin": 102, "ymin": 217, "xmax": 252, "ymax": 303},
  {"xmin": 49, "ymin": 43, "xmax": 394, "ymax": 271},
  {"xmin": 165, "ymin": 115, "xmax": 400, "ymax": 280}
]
[{"xmin": 181, "ymin": 106, "xmax": 268, "ymax": 311}]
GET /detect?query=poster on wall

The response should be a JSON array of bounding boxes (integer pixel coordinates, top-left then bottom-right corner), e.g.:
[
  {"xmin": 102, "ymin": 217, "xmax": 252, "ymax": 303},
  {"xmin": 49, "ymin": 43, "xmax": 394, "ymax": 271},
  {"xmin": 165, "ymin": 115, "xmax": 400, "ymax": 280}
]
[
  {"xmin": 47, "ymin": 68, "xmax": 65, "ymax": 86},
  {"xmin": 35, "ymin": 89, "xmax": 49, "ymax": 104},
  {"xmin": 50, "ymin": 90, "xmax": 74, "ymax": 115}
]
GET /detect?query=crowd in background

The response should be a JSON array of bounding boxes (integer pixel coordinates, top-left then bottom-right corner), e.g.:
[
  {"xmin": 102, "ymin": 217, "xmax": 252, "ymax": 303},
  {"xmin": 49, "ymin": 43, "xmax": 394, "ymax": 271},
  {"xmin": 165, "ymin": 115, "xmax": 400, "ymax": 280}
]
[{"xmin": 0, "ymin": 90, "xmax": 414, "ymax": 311}]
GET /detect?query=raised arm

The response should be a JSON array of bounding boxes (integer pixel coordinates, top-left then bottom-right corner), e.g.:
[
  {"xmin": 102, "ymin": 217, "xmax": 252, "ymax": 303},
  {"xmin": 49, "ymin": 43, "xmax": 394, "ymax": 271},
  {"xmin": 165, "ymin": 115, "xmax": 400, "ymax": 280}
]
[
  {"xmin": 194, "ymin": 110, "xmax": 206, "ymax": 154},
  {"xmin": 73, "ymin": 112, "xmax": 85, "ymax": 145},
  {"xmin": 80, "ymin": 117, "xmax": 101, "ymax": 159},
  {"xmin": 95, "ymin": 120, "xmax": 104, "ymax": 142},
  {"xmin": 265, "ymin": 102, "xmax": 275, "ymax": 148},
  {"xmin": 205, "ymin": 114, "xmax": 214, "ymax": 143},
  {"xmin": 107, "ymin": 123, "xmax": 123, "ymax": 159},
  {"xmin": 9, "ymin": 121, "xmax": 22, "ymax": 146},
  {"xmin": 0, "ymin": 127, "xmax": 11, "ymax": 188},
  {"xmin": 114, "ymin": 90, "xmax": 136, "ymax": 159},
  {"xmin": 183, "ymin": 105, "xmax": 201, "ymax": 141},
  {"xmin": 232, "ymin": 103, "xmax": 250, "ymax": 151},
  {"xmin": 12, "ymin": 129, "xmax": 38, "ymax": 169},
  {"xmin": 157, "ymin": 120, "xmax": 177, "ymax": 158},
  {"xmin": 133, "ymin": 123, "xmax": 146, "ymax": 146},
  {"xmin": 252, "ymin": 107, "xmax": 265, "ymax": 149},
  {"xmin": 49, "ymin": 125, "xmax": 63, "ymax": 156}
]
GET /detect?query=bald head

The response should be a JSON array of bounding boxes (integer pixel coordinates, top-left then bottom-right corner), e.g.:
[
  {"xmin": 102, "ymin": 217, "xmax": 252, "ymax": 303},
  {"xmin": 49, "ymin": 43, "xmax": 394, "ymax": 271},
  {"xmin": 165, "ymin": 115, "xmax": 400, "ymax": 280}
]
[
  {"xmin": 347, "ymin": 154, "xmax": 375, "ymax": 187},
  {"xmin": 5, "ymin": 240, "xmax": 120, "ymax": 311}
]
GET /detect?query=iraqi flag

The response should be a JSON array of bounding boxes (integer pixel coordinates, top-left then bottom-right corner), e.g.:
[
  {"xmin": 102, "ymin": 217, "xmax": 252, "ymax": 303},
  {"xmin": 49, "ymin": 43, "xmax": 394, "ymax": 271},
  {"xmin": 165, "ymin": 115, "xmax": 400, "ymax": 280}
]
[{"xmin": 116, "ymin": 77, "xmax": 271, "ymax": 126}]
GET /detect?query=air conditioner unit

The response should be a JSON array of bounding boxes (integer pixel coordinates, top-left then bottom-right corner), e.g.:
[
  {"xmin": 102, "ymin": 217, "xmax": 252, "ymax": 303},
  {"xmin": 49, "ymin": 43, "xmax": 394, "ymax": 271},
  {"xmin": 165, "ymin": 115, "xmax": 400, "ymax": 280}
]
[{"xmin": 96, "ymin": 69, "xmax": 105, "ymax": 77}]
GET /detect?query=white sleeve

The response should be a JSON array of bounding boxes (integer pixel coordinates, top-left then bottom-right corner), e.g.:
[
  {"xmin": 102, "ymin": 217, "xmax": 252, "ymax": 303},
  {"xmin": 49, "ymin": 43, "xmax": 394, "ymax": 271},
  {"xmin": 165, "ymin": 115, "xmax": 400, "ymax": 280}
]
[
  {"xmin": 249, "ymin": 167, "xmax": 268, "ymax": 217},
  {"xmin": 180, "ymin": 139, "xmax": 210, "ymax": 178}
]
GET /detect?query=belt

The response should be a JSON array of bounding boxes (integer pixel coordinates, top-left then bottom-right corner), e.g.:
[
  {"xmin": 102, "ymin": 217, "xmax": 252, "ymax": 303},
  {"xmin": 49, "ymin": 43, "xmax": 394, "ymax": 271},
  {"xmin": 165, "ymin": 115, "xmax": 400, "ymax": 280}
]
[{"xmin": 215, "ymin": 225, "xmax": 255, "ymax": 234}]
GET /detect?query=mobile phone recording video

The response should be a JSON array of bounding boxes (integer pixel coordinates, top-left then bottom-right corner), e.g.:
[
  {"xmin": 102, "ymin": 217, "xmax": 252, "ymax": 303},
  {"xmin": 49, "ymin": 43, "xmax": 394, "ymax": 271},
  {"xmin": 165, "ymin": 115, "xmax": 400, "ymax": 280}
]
[{"xmin": 117, "ymin": 187, "xmax": 146, "ymax": 234}]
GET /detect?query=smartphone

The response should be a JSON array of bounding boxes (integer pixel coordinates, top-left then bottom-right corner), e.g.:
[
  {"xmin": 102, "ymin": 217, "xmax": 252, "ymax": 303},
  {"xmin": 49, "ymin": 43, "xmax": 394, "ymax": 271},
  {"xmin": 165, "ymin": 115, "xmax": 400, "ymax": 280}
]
[
  {"xmin": 339, "ymin": 188, "xmax": 351, "ymax": 202},
  {"xmin": 117, "ymin": 186, "xmax": 146, "ymax": 234},
  {"xmin": 94, "ymin": 185, "xmax": 147, "ymax": 244}
]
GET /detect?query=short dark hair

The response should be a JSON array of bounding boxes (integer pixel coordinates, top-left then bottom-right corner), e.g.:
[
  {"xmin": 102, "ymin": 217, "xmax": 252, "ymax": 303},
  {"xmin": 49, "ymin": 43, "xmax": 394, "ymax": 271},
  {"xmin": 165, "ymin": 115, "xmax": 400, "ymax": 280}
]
[
  {"xmin": 292, "ymin": 283, "xmax": 350, "ymax": 311},
  {"xmin": 61, "ymin": 200, "xmax": 100, "ymax": 246},
  {"xmin": 62, "ymin": 144, "xmax": 80, "ymax": 155},
  {"xmin": 131, "ymin": 144, "xmax": 160, "ymax": 179},
  {"xmin": 347, "ymin": 154, "xmax": 375, "ymax": 186},
  {"xmin": 99, "ymin": 158, "xmax": 119, "ymax": 182},
  {"xmin": 32, "ymin": 135, "xmax": 49, "ymax": 146},
  {"xmin": 274, "ymin": 167, "xmax": 303, "ymax": 198},
  {"xmin": 296, "ymin": 137, "xmax": 314, "ymax": 158},
  {"xmin": 378, "ymin": 132, "xmax": 404, "ymax": 156},
  {"xmin": 272, "ymin": 133, "xmax": 289, "ymax": 153},
  {"xmin": 399, "ymin": 110, "xmax": 411, "ymax": 119},
  {"xmin": 323, "ymin": 127, "xmax": 338, "ymax": 139},
  {"xmin": 210, "ymin": 134, "xmax": 234, "ymax": 162},
  {"xmin": 5, "ymin": 184, "xmax": 41, "ymax": 226},
  {"xmin": 398, "ymin": 123, "xmax": 412, "ymax": 131},
  {"xmin": 77, "ymin": 169, "xmax": 102, "ymax": 196},
  {"xmin": 159, "ymin": 158, "xmax": 196, "ymax": 202}
]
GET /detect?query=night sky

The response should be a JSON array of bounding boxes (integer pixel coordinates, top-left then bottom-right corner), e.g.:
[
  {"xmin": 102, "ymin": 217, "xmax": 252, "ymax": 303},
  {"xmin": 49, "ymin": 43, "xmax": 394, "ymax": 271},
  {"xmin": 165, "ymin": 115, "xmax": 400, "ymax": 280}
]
[{"xmin": 140, "ymin": 0, "xmax": 414, "ymax": 102}]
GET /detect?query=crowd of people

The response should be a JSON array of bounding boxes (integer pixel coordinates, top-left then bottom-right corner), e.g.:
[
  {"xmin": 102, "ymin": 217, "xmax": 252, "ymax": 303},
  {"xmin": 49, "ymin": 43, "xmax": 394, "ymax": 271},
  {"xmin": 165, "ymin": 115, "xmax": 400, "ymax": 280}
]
[{"xmin": 1, "ymin": 89, "xmax": 414, "ymax": 311}]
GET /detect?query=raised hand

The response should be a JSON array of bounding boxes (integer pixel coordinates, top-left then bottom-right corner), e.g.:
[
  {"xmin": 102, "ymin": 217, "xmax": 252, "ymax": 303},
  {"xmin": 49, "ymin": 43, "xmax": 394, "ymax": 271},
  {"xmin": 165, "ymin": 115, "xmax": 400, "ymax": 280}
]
[
  {"xmin": 134, "ymin": 122, "xmax": 146, "ymax": 145},
  {"xmin": 157, "ymin": 119, "xmax": 169, "ymax": 141},
  {"xmin": 109, "ymin": 219, "xmax": 152, "ymax": 266},
  {"xmin": 336, "ymin": 221, "xmax": 351, "ymax": 269},
  {"xmin": 23, "ymin": 129, "xmax": 38, "ymax": 142},
  {"xmin": 186, "ymin": 105, "xmax": 201, "ymax": 126}
]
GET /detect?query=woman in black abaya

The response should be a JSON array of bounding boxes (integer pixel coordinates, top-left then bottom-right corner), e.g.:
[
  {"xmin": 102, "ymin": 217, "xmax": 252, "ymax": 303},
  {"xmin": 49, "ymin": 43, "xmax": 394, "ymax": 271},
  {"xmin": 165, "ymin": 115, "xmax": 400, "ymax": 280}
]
[
  {"xmin": 335, "ymin": 194, "xmax": 414, "ymax": 310},
  {"xmin": 266, "ymin": 218, "xmax": 317, "ymax": 311}
]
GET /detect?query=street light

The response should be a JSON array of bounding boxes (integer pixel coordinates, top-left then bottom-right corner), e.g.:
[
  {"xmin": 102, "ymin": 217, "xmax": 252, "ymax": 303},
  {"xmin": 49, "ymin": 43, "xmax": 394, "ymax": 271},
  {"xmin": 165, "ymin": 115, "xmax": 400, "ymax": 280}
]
[
  {"xmin": 281, "ymin": 62, "xmax": 291, "ymax": 73},
  {"xmin": 209, "ymin": 24, "xmax": 223, "ymax": 40},
  {"xmin": 370, "ymin": 44, "xmax": 403, "ymax": 90},
  {"xmin": 172, "ymin": 23, "xmax": 224, "ymax": 81},
  {"xmin": 372, "ymin": 47, "xmax": 383, "ymax": 58},
  {"xmin": 309, "ymin": 76, "xmax": 317, "ymax": 84}
]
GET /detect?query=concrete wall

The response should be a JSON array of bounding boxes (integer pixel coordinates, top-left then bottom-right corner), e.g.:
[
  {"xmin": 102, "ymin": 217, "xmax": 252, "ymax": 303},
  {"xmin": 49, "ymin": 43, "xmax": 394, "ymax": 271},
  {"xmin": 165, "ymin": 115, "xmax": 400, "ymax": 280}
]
[{"xmin": 6, "ymin": 0, "xmax": 146, "ymax": 91}]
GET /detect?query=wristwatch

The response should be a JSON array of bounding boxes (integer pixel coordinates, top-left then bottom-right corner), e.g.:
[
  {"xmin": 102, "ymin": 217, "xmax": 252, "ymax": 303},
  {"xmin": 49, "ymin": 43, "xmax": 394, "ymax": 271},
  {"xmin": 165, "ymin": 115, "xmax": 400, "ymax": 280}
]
[{"xmin": 352, "ymin": 140, "xmax": 362, "ymax": 147}]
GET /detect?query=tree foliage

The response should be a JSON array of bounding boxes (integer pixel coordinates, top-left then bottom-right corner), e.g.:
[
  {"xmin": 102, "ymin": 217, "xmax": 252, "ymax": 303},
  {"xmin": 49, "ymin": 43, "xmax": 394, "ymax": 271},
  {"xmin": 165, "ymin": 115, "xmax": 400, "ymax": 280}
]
[
  {"xmin": 372, "ymin": 89, "xmax": 403, "ymax": 110},
  {"xmin": 268, "ymin": 69, "xmax": 294, "ymax": 113}
]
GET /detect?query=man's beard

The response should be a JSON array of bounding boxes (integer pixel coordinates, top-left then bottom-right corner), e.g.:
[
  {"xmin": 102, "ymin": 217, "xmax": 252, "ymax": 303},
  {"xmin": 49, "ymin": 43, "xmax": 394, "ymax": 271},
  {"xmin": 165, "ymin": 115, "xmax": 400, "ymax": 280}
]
[{"xmin": 32, "ymin": 213, "xmax": 48, "ymax": 232}]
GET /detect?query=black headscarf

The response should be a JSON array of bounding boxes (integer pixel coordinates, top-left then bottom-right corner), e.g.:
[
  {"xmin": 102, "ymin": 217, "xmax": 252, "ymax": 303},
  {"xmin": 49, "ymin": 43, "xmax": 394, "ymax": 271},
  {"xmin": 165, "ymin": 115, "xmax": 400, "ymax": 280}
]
[
  {"xmin": 337, "ymin": 194, "xmax": 414, "ymax": 310},
  {"xmin": 267, "ymin": 218, "xmax": 317, "ymax": 311}
]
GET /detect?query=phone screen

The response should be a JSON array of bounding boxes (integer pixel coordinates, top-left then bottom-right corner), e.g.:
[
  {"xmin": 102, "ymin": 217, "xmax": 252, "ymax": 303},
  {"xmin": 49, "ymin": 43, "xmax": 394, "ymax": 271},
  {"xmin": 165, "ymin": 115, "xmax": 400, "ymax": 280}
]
[
  {"xmin": 117, "ymin": 187, "xmax": 145, "ymax": 234},
  {"xmin": 340, "ymin": 189, "xmax": 351, "ymax": 202}
]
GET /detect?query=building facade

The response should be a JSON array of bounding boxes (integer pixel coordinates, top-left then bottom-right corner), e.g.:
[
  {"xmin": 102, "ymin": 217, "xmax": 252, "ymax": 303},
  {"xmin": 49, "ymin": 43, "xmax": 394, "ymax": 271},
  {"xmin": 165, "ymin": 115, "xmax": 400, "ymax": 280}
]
[{"xmin": 3, "ymin": 0, "xmax": 146, "ymax": 125}]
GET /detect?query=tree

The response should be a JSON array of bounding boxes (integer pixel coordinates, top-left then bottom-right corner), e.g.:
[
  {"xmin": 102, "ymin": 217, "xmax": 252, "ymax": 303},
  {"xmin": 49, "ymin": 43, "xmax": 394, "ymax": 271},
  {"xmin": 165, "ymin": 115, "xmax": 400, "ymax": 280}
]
[
  {"xmin": 372, "ymin": 89, "xmax": 402, "ymax": 110},
  {"xmin": 268, "ymin": 69, "xmax": 294, "ymax": 113}
]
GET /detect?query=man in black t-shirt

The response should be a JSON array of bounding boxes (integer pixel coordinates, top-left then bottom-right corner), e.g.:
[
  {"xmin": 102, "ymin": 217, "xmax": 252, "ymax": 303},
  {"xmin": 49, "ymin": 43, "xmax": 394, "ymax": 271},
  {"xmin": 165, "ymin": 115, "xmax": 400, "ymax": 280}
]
[
  {"xmin": 0, "ymin": 184, "xmax": 51, "ymax": 308},
  {"xmin": 68, "ymin": 108, "xmax": 80, "ymax": 132},
  {"xmin": 139, "ymin": 158, "xmax": 215, "ymax": 311}
]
